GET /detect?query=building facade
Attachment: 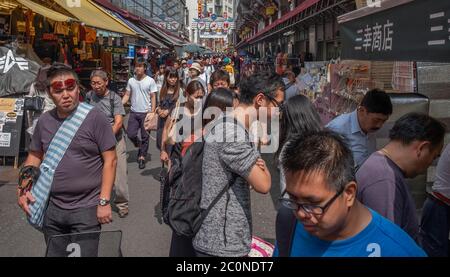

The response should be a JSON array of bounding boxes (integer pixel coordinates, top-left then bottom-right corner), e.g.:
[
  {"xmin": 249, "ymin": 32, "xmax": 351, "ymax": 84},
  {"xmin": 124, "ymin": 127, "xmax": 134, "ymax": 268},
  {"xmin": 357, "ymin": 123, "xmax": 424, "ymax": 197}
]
[
  {"xmin": 109, "ymin": 0, "xmax": 189, "ymax": 39},
  {"xmin": 235, "ymin": 0, "xmax": 357, "ymax": 61}
]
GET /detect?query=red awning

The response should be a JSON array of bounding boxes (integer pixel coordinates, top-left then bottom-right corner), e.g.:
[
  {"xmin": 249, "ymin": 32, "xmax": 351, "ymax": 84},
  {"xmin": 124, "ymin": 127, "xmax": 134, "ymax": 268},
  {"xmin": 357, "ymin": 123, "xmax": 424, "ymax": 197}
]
[{"xmin": 247, "ymin": 0, "xmax": 320, "ymax": 43}]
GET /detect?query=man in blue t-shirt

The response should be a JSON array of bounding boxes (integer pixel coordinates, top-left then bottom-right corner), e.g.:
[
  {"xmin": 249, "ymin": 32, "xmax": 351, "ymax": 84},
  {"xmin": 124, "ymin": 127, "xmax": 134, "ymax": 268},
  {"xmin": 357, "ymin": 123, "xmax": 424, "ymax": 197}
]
[{"xmin": 274, "ymin": 131, "xmax": 426, "ymax": 257}]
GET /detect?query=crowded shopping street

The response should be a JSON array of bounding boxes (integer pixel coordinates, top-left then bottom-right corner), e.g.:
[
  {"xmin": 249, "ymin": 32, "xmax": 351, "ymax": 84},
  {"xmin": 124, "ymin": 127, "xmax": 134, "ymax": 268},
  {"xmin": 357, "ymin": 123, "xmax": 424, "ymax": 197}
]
[{"xmin": 0, "ymin": 0, "xmax": 449, "ymax": 265}]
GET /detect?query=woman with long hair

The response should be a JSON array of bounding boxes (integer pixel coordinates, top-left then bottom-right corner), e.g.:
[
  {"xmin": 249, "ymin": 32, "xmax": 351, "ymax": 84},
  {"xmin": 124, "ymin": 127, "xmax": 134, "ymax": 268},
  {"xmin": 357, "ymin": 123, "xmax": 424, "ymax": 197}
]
[
  {"xmin": 160, "ymin": 80, "xmax": 205, "ymax": 164},
  {"xmin": 276, "ymin": 94, "xmax": 323, "ymax": 193},
  {"xmin": 166, "ymin": 87, "xmax": 238, "ymax": 257},
  {"xmin": 156, "ymin": 69, "xmax": 182, "ymax": 151}
]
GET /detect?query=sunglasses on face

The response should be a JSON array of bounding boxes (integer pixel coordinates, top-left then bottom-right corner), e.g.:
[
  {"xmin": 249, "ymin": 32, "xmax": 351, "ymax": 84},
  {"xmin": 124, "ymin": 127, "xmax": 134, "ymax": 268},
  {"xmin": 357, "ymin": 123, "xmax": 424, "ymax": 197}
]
[{"xmin": 50, "ymin": 78, "xmax": 77, "ymax": 93}]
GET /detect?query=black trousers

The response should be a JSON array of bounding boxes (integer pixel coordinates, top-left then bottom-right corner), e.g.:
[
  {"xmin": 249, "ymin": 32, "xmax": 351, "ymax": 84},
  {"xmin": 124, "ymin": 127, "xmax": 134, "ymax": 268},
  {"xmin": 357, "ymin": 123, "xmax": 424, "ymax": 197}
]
[{"xmin": 43, "ymin": 201, "xmax": 101, "ymax": 257}]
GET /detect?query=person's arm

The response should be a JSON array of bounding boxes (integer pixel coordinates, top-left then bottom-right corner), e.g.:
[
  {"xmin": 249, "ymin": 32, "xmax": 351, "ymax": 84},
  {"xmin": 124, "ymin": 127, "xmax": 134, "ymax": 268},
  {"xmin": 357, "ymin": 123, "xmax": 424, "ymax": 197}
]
[
  {"xmin": 220, "ymin": 129, "xmax": 272, "ymax": 194},
  {"xmin": 121, "ymin": 90, "xmax": 130, "ymax": 106},
  {"xmin": 112, "ymin": 114, "xmax": 123, "ymax": 135},
  {"xmin": 97, "ymin": 148, "xmax": 117, "ymax": 224},
  {"xmin": 17, "ymin": 151, "xmax": 43, "ymax": 216},
  {"xmin": 160, "ymin": 114, "xmax": 172, "ymax": 163},
  {"xmin": 246, "ymin": 158, "xmax": 271, "ymax": 194},
  {"xmin": 151, "ymin": 92, "xmax": 156, "ymax": 113}
]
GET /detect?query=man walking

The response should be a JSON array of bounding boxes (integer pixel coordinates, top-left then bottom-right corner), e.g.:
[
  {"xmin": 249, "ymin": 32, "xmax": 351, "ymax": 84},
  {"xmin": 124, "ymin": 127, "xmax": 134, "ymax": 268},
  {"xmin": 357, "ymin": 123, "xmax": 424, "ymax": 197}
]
[
  {"xmin": 17, "ymin": 63, "xmax": 117, "ymax": 256},
  {"xmin": 87, "ymin": 69, "xmax": 129, "ymax": 218},
  {"xmin": 122, "ymin": 58, "xmax": 157, "ymax": 169}
]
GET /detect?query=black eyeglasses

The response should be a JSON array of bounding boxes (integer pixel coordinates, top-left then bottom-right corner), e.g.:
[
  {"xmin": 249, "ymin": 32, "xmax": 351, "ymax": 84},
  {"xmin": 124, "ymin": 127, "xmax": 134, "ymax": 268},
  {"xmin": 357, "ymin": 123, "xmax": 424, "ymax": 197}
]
[{"xmin": 279, "ymin": 189, "xmax": 344, "ymax": 215}]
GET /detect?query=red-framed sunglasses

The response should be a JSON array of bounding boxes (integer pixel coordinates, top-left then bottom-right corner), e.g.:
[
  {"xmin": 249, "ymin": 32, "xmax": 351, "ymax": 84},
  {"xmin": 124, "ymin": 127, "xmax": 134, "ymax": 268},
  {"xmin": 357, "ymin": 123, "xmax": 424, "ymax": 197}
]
[{"xmin": 50, "ymin": 78, "xmax": 77, "ymax": 93}]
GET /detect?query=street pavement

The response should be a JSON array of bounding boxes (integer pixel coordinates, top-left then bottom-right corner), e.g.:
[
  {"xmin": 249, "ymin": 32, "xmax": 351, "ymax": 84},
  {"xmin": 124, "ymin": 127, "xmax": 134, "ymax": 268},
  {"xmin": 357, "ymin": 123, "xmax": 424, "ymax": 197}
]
[{"xmin": 0, "ymin": 122, "xmax": 281, "ymax": 257}]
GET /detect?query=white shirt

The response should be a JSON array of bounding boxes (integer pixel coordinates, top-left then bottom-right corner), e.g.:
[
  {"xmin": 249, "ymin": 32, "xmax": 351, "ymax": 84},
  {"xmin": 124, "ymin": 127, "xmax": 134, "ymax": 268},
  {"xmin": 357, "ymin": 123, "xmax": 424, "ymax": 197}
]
[
  {"xmin": 126, "ymin": 75, "xmax": 158, "ymax": 113},
  {"xmin": 432, "ymin": 143, "xmax": 450, "ymax": 199}
]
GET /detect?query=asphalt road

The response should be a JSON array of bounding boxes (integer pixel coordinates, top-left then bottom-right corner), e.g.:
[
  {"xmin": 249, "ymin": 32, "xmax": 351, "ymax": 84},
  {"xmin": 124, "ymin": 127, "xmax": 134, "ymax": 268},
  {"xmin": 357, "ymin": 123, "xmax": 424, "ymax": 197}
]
[{"xmin": 0, "ymin": 123, "xmax": 281, "ymax": 257}]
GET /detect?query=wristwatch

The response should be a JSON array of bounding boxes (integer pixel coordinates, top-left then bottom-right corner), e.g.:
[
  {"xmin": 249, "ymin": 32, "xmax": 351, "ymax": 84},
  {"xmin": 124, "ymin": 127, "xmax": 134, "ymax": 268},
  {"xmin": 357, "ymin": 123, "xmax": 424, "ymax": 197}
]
[{"xmin": 99, "ymin": 198, "xmax": 110, "ymax": 206}]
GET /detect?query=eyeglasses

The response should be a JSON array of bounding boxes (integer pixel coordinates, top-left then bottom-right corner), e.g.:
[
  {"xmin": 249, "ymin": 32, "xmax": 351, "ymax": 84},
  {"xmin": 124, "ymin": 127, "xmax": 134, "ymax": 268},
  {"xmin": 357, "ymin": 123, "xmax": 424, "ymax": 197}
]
[
  {"xmin": 50, "ymin": 78, "xmax": 77, "ymax": 94},
  {"xmin": 279, "ymin": 189, "xmax": 344, "ymax": 215},
  {"xmin": 264, "ymin": 93, "xmax": 283, "ymax": 109}
]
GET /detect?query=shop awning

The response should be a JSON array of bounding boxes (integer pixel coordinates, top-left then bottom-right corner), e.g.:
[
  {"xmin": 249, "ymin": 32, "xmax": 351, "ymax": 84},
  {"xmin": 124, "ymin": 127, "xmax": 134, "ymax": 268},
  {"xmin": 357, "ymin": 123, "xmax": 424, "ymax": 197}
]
[
  {"xmin": 54, "ymin": 0, "xmax": 136, "ymax": 35},
  {"xmin": 112, "ymin": 13, "xmax": 168, "ymax": 49},
  {"xmin": 338, "ymin": 0, "xmax": 450, "ymax": 62},
  {"xmin": 16, "ymin": 0, "xmax": 73, "ymax": 22}
]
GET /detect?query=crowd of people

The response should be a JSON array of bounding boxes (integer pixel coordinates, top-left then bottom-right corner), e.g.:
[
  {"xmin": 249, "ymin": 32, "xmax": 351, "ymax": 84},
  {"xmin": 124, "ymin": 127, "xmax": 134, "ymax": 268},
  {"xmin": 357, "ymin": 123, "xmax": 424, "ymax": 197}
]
[{"xmin": 16, "ymin": 52, "xmax": 450, "ymax": 257}]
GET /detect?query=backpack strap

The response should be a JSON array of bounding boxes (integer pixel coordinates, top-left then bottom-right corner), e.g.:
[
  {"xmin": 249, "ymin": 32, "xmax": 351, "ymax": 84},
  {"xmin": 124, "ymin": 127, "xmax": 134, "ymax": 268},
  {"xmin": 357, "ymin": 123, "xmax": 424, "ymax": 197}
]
[
  {"xmin": 109, "ymin": 90, "xmax": 115, "ymax": 120},
  {"xmin": 275, "ymin": 206, "xmax": 297, "ymax": 257}
]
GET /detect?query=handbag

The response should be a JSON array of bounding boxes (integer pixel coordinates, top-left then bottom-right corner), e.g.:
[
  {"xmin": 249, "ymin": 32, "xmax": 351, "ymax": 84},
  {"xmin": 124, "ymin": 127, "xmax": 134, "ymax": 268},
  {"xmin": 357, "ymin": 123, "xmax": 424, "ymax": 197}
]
[
  {"xmin": 166, "ymin": 100, "xmax": 181, "ymax": 145},
  {"xmin": 24, "ymin": 96, "xmax": 45, "ymax": 111},
  {"xmin": 144, "ymin": 112, "xmax": 158, "ymax": 131},
  {"xmin": 247, "ymin": 236, "xmax": 275, "ymax": 257}
]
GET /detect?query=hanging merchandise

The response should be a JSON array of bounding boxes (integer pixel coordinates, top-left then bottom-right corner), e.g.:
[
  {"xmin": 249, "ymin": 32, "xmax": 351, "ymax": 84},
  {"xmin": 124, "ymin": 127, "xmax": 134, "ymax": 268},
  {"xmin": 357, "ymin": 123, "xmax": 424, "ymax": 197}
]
[
  {"xmin": 0, "ymin": 15, "xmax": 11, "ymax": 36},
  {"xmin": 54, "ymin": 22, "xmax": 70, "ymax": 36},
  {"xmin": 11, "ymin": 5, "xmax": 26, "ymax": 35},
  {"xmin": 84, "ymin": 27, "xmax": 97, "ymax": 43}
]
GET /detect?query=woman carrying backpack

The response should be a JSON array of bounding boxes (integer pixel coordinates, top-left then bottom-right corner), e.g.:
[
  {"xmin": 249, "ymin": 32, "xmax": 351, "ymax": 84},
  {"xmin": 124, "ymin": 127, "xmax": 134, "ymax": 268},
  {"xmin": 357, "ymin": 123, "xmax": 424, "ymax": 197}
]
[{"xmin": 162, "ymin": 87, "xmax": 238, "ymax": 257}]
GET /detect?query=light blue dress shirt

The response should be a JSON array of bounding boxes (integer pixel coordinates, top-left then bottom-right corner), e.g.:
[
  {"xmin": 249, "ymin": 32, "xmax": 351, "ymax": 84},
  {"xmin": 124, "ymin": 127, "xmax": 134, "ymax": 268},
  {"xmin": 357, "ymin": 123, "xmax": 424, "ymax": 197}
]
[{"xmin": 326, "ymin": 110, "xmax": 376, "ymax": 168}]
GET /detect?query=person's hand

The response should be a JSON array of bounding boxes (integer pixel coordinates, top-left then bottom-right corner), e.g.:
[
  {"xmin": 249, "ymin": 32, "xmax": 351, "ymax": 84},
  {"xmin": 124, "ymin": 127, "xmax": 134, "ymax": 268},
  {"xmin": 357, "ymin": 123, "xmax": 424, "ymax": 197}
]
[
  {"xmin": 256, "ymin": 158, "xmax": 266, "ymax": 171},
  {"xmin": 97, "ymin": 205, "xmax": 112, "ymax": 224},
  {"xmin": 17, "ymin": 189, "xmax": 35, "ymax": 216},
  {"xmin": 160, "ymin": 151, "xmax": 169, "ymax": 163},
  {"xmin": 260, "ymin": 136, "xmax": 270, "ymax": 146}
]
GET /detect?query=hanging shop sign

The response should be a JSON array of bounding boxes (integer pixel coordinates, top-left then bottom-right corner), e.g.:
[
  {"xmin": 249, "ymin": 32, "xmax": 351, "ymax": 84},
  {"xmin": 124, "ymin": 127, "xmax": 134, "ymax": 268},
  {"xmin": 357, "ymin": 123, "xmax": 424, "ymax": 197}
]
[
  {"xmin": 127, "ymin": 45, "xmax": 135, "ymax": 58},
  {"xmin": 339, "ymin": 0, "xmax": 450, "ymax": 62},
  {"xmin": 193, "ymin": 17, "xmax": 235, "ymax": 39}
]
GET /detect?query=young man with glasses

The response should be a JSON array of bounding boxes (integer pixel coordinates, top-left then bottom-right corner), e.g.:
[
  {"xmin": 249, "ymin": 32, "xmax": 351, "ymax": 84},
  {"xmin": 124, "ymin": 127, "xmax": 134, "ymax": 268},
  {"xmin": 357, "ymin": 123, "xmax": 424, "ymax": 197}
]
[
  {"xmin": 192, "ymin": 72, "xmax": 284, "ymax": 257},
  {"xmin": 17, "ymin": 63, "xmax": 117, "ymax": 256},
  {"xmin": 274, "ymin": 131, "xmax": 426, "ymax": 257}
]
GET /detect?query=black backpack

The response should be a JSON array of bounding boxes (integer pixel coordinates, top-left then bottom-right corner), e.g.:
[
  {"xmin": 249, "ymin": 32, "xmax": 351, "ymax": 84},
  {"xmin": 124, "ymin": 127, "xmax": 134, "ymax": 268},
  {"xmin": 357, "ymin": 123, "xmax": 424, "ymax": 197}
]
[{"xmin": 161, "ymin": 140, "xmax": 235, "ymax": 238}]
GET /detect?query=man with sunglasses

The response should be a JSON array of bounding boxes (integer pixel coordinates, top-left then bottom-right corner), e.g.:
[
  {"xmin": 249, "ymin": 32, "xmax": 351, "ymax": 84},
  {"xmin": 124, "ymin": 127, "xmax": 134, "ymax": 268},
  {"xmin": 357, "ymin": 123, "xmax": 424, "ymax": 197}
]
[
  {"xmin": 274, "ymin": 131, "xmax": 426, "ymax": 257},
  {"xmin": 17, "ymin": 63, "xmax": 117, "ymax": 256}
]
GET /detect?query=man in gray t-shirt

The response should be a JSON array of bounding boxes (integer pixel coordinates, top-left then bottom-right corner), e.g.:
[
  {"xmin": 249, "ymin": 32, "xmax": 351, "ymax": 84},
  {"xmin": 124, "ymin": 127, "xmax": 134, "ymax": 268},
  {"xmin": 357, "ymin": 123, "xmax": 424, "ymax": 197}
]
[
  {"xmin": 193, "ymin": 118, "xmax": 260, "ymax": 256},
  {"xmin": 193, "ymin": 72, "xmax": 284, "ymax": 257},
  {"xmin": 356, "ymin": 113, "xmax": 445, "ymax": 242},
  {"xmin": 18, "ymin": 65, "xmax": 116, "ymax": 256},
  {"xmin": 87, "ymin": 69, "xmax": 129, "ymax": 218}
]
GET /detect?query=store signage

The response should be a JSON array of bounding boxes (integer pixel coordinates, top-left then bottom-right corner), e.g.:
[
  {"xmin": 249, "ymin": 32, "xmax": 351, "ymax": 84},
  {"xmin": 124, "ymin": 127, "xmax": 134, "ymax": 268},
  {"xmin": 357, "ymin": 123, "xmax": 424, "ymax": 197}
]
[
  {"xmin": 0, "ymin": 50, "xmax": 29, "ymax": 74},
  {"xmin": 193, "ymin": 17, "xmax": 235, "ymax": 39},
  {"xmin": 128, "ymin": 45, "xmax": 135, "ymax": 58},
  {"xmin": 340, "ymin": 0, "xmax": 450, "ymax": 62}
]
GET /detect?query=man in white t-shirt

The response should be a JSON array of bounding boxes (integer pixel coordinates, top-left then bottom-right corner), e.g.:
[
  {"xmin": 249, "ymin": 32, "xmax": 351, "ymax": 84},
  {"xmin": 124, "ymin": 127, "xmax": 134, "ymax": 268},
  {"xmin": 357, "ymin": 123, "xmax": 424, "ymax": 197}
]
[{"xmin": 122, "ymin": 58, "xmax": 157, "ymax": 169}]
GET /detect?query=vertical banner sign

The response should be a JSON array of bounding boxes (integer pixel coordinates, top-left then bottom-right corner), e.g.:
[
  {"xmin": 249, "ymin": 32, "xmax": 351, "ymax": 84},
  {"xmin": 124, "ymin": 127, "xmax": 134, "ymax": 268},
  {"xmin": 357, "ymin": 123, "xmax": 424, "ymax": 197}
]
[
  {"xmin": 339, "ymin": 0, "xmax": 450, "ymax": 62},
  {"xmin": 128, "ymin": 45, "xmax": 135, "ymax": 59}
]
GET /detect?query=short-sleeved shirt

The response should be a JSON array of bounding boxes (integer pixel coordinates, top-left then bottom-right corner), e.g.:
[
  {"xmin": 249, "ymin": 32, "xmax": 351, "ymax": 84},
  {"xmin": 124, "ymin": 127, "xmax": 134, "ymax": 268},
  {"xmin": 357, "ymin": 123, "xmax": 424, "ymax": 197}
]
[
  {"xmin": 193, "ymin": 117, "xmax": 260, "ymax": 257},
  {"xmin": 432, "ymin": 143, "xmax": 450, "ymax": 199},
  {"xmin": 326, "ymin": 110, "xmax": 376, "ymax": 168},
  {"xmin": 126, "ymin": 75, "xmax": 158, "ymax": 113},
  {"xmin": 273, "ymin": 209, "xmax": 426, "ymax": 257},
  {"xmin": 86, "ymin": 90, "xmax": 125, "ymax": 140},
  {"xmin": 30, "ymin": 107, "xmax": 116, "ymax": 210},
  {"xmin": 356, "ymin": 152, "xmax": 419, "ymax": 241}
]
